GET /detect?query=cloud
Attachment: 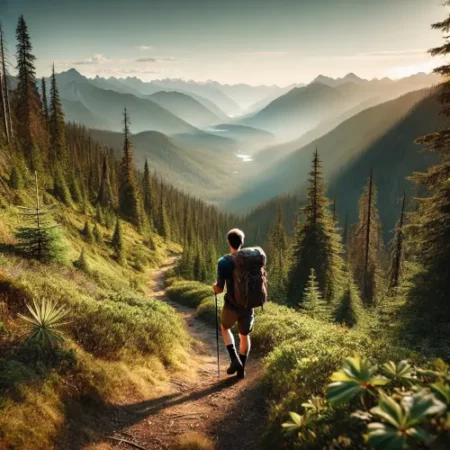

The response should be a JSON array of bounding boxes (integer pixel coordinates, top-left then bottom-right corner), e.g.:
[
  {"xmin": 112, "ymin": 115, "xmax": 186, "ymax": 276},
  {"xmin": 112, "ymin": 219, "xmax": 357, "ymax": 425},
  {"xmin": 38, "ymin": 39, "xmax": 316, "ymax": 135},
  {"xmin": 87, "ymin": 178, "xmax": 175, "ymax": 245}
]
[
  {"xmin": 74, "ymin": 53, "xmax": 109, "ymax": 65},
  {"xmin": 94, "ymin": 67, "xmax": 161, "ymax": 75},
  {"xmin": 135, "ymin": 56, "xmax": 175, "ymax": 63},
  {"xmin": 136, "ymin": 57, "xmax": 157, "ymax": 63},
  {"xmin": 138, "ymin": 45, "xmax": 153, "ymax": 50},
  {"xmin": 236, "ymin": 51, "xmax": 289, "ymax": 58}
]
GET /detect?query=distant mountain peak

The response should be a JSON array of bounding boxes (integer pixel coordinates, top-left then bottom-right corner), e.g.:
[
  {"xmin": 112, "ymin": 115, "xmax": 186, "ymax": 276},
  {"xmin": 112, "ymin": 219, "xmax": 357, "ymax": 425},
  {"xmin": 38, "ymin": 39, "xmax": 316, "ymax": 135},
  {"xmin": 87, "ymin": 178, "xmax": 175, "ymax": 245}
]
[{"xmin": 343, "ymin": 72, "xmax": 365, "ymax": 82}]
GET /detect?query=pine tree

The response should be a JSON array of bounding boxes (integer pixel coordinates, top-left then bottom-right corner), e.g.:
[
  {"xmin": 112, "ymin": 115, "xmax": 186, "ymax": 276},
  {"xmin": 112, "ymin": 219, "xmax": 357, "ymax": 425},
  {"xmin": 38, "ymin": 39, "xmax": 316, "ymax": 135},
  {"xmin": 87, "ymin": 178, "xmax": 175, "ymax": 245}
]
[
  {"xmin": 0, "ymin": 24, "xmax": 12, "ymax": 144},
  {"xmin": 267, "ymin": 205, "xmax": 288, "ymax": 302},
  {"xmin": 15, "ymin": 16, "xmax": 46, "ymax": 169},
  {"xmin": 82, "ymin": 220, "xmax": 94, "ymax": 243},
  {"xmin": 53, "ymin": 165, "xmax": 72, "ymax": 205},
  {"xmin": 142, "ymin": 159, "xmax": 154, "ymax": 225},
  {"xmin": 334, "ymin": 279, "xmax": 363, "ymax": 328},
  {"xmin": 93, "ymin": 223, "xmax": 103, "ymax": 244},
  {"xmin": 9, "ymin": 165, "xmax": 24, "ymax": 189},
  {"xmin": 111, "ymin": 217, "xmax": 125, "ymax": 262},
  {"xmin": 97, "ymin": 155, "xmax": 114, "ymax": 209},
  {"xmin": 49, "ymin": 64, "xmax": 67, "ymax": 166},
  {"xmin": 118, "ymin": 109, "xmax": 140, "ymax": 226},
  {"xmin": 287, "ymin": 150, "xmax": 343, "ymax": 305},
  {"xmin": 157, "ymin": 190, "xmax": 170, "ymax": 239},
  {"xmin": 405, "ymin": 4, "xmax": 450, "ymax": 328},
  {"xmin": 351, "ymin": 171, "xmax": 383, "ymax": 304},
  {"xmin": 14, "ymin": 172, "xmax": 65, "ymax": 262},
  {"xmin": 74, "ymin": 248, "xmax": 90, "ymax": 273},
  {"xmin": 388, "ymin": 192, "xmax": 406, "ymax": 289},
  {"xmin": 41, "ymin": 77, "xmax": 49, "ymax": 125},
  {"xmin": 301, "ymin": 268, "xmax": 329, "ymax": 320}
]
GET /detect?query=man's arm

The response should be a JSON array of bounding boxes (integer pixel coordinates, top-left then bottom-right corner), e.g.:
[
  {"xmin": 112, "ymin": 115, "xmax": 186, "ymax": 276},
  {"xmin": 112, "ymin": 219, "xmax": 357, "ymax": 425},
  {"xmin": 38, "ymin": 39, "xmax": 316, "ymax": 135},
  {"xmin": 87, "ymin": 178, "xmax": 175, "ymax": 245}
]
[{"xmin": 212, "ymin": 257, "xmax": 226, "ymax": 294}]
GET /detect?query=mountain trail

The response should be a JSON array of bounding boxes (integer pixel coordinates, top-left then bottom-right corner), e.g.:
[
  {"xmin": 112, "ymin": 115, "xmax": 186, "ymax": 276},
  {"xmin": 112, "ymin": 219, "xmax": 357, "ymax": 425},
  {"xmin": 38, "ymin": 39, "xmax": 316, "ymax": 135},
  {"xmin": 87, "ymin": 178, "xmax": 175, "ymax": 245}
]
[{"xmin": 89, "ymin": 257, "xmax": 266, "ymax": 450}]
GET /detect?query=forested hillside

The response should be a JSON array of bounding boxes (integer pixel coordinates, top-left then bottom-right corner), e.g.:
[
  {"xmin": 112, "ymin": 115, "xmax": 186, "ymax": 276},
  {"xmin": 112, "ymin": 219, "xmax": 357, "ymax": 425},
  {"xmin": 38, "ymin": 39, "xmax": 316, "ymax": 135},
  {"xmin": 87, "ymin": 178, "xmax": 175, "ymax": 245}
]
[{"xmin": 1, "ymin": 3, "xmax": 450, "ymax": 450}]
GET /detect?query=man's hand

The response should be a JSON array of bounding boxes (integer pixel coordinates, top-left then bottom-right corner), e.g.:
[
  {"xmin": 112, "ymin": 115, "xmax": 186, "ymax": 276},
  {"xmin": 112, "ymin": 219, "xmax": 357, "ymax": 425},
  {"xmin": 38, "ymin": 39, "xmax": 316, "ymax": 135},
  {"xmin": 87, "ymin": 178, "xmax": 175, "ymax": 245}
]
[{"xmin": 213, "ymin": 282, "xmax": 224, "ymax": 294}]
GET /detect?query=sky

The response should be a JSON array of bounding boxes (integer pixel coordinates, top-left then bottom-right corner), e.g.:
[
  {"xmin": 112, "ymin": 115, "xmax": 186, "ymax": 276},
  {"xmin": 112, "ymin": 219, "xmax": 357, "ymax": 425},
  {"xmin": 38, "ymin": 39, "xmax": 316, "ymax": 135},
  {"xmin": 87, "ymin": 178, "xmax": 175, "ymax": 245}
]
[{"xmin": 0, "ymin": 0, "xmax": 447, "ymax": 86}]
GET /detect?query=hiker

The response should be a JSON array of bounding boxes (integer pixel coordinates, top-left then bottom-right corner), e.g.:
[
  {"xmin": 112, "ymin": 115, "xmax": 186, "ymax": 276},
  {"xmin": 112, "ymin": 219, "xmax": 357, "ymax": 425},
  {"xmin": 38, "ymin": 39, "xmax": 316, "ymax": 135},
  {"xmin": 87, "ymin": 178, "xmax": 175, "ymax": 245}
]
[{"xmin": 213, "ymin": 228, "xmax": 267, "ymax": 379}]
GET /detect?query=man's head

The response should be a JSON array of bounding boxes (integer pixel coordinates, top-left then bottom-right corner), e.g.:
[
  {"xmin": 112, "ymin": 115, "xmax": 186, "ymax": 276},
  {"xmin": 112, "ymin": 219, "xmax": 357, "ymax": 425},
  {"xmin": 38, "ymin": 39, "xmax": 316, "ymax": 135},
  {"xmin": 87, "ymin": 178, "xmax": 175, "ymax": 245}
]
[{"xmin": 227, "ymin": 228, "xmax": 245, "ymax": 252}]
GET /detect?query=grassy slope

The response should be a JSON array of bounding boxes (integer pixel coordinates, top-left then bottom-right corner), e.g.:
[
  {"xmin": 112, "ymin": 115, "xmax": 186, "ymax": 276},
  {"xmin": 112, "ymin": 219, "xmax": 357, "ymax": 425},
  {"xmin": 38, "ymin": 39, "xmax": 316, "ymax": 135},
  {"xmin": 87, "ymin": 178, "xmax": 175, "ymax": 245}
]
[
  {"xmin": 0, "ymin": 155, "xmax": 191, "ymax": 449},
  {"xmin": 164, "ymin": 276, "xmax": 419, "ymax": 448}
]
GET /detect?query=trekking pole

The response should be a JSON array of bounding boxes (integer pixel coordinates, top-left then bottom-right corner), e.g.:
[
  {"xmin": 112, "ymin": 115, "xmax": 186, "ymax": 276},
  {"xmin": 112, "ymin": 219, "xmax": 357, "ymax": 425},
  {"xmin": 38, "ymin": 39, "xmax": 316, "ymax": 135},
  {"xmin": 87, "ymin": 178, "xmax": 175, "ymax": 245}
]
[{"xmin": 215, "ymin": 293, "xmax": 220, "ymax": 378}]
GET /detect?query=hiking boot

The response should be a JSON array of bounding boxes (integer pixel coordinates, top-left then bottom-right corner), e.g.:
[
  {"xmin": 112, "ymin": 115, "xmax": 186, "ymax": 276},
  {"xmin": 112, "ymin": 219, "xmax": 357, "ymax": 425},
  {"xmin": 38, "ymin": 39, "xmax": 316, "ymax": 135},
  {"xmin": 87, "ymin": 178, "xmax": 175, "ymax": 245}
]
[
  {"xmin": 237, "ymin": 366, "xmax": 245, "ymax": 380},
  {"xmin": 226, "ymin": 358, "xmax": 243, "ymax": 375}
]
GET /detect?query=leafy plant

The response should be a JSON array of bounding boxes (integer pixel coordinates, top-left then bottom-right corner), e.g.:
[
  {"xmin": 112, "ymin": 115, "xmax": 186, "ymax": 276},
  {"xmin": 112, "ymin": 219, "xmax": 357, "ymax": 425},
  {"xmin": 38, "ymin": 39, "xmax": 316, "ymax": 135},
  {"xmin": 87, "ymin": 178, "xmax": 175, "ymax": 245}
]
[
  {"xmin": 367, "ymin": 392, "xmax": 445, "ymax": 450},
  {"xmin": 284, "ymin": 357, "xmax": 450, "ymax": 449},
  {"xmin": 18, "ymin": 299, "xmax": 70, "ymax": 348},
  {"xmin": 327, "ymin": 356, "xmax": 389, "ymax": 405}
]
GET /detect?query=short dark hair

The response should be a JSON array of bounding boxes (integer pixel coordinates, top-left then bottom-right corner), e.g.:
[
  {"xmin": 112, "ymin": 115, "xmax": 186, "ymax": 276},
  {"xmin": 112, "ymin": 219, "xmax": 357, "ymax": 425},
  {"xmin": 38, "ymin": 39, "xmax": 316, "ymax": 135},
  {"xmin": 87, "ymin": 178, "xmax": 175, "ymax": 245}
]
[{"xmin": 227, "ymin": 228, "xmax": 245, "ymax": 250}]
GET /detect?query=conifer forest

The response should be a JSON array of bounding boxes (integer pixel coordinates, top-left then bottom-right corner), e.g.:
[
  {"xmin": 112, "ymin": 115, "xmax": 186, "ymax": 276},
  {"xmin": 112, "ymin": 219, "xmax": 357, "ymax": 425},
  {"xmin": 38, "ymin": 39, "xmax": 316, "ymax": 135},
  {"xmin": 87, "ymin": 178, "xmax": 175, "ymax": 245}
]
[{"xmin": 0, "ymin": 1, "xmax": 449, "ymax": 449}]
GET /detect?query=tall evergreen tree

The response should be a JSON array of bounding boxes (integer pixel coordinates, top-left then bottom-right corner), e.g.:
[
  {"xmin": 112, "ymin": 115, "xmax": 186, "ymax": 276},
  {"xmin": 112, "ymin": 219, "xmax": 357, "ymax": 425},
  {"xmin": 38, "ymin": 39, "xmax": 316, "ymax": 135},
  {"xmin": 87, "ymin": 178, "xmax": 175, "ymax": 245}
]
[
  {"xmin": 0, "ymin": 24, "xmax": 12, "ymax": 144},
  {"xmin": 142, "ymin": 159, "xmax": 154, "ymax": 225},
  {"xmin": 334, "ymin": 279, "xmax": 363, "ymax": 328},
  {"xmin": 351, "ymin": 171, "xmax": 383, "ymax": 304},
  {"xmin": 388, "ymin": 192, "xmax": 406, "ymax": 289},
  {"xmin": 405, "ymin": 4, "xmax": 450, "ymax": 328},
  {"xmin": 41, "ymin": 77, "xmax": 49, "ymax": 125},
  {"xmin": 111, "ymin": 217, "xmax": 125, "ymax": 262},
  {"xmin": 287, "ymin": 150, "xmax": 343, "ymax": 305},
  {"xmin": 267, "ymin": 206, "xmax": 288, "ymax": 302},
  {"xmin": 119, "ymin": 109, "xmax": 140, "ymax": 226},
  {"xmin": 49, "ymin": 64, "xmax": 67, "ymax": 166},
  {"xmin": 15, "ymin": 16, "xmax": 46, "ymax": 169},
  {"xmin": 97, "ymin": 155, "xmax": 114, "ymax": 209}
]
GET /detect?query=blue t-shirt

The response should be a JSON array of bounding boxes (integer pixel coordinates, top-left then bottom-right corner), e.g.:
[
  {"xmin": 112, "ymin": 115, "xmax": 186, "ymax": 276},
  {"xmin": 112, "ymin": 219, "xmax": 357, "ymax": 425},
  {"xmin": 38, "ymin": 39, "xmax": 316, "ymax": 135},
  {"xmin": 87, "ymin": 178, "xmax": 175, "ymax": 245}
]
[{"xmin": 217, "ymin": 255, "xmax": 248, "ymax": 310}]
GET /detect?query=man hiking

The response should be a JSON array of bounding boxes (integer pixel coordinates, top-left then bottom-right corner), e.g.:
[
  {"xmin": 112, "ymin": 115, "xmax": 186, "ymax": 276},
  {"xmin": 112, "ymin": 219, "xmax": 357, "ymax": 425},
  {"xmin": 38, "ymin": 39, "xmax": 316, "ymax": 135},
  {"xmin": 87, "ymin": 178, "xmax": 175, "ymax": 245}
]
[{"xmin": 213, "ymin": 228, "xmax": 267, "ymax": 379}]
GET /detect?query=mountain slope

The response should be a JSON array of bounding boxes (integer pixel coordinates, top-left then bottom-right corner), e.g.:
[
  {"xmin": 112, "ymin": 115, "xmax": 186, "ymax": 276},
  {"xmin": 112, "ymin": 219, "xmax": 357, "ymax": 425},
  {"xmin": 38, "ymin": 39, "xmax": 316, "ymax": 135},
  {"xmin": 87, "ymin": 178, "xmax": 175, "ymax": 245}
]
[
  {"xmin": 243, "ymin": 91, "xmax": 444, "ymax": 242},
  {"xmin": 60, "ymin": 79, "xmax": 197, "ymax": 134},
  {"xmin": 148, "ymin": 91, "xmax": 221, "ymax": 127},
  {"xmin": 245, "ymin": 73, "xmax": 440, "ymax": 139},
  {"xmin": 89, "ymin": 129, "xmax": 241, "ymax": 201},
  {"xmin": 224, "ymin": 88, "xmax": 437, "ymax": 213}
]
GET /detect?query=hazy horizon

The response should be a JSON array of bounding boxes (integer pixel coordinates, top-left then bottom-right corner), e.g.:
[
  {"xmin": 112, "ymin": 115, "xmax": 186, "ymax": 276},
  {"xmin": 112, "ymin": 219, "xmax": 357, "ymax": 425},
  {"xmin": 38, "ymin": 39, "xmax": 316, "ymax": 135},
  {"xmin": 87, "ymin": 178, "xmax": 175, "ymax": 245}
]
[{"xmin": 0, "ymin": 0, "xmax": 446, "ymax": 86}]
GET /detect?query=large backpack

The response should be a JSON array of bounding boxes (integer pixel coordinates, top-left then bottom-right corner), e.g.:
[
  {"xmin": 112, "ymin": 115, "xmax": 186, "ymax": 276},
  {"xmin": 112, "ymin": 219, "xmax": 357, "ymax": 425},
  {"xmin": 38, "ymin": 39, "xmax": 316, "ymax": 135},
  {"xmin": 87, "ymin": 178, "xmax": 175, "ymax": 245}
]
[{"xmin": 226, "ymin": 247, "xmax": 268, "ymax": 309}]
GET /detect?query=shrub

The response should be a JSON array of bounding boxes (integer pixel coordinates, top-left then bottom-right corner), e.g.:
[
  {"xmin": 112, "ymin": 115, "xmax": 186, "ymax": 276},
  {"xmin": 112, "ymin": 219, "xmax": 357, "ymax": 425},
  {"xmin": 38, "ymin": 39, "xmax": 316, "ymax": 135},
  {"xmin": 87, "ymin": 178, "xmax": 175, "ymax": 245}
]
[
  {"xmin": 73, "ymin": 248, "xmax": 90, "ymax": 273},
  {"xmin": 173, "ymin": 431, "xmax": 214, "ymax": 450},
  {"xmin": 69, "ymin": 293, "xmax": 187, "ymax": 364},
  {"xmin": 166, "ymin": 279, "xmax": 213, "ymax": 308},
  {"xmin": 18, "ymin": 298, "xmax": 70, "ymax": 348},
  {"xmin": 195, "ymin": 295, "xmax": 224, "ymax": 325},
  {"xmin": 283, "ymin": 357, "xmax": 450, "ymax": 449},
  {"xmin": 93, "ymin": 223, "xmax": 103, "ymax": 244},
  {"xmin": 82, "ymin": 220, "xmax": 94, "ymax": 243}
]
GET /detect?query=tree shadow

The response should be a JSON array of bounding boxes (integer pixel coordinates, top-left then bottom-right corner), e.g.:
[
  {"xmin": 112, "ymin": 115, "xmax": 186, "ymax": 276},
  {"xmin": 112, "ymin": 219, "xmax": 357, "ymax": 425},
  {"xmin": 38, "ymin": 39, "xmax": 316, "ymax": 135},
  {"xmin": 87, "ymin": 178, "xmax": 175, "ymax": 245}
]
[{"xmin": 55, "ymin": 376, "xmax": 239, "ymax": 449}]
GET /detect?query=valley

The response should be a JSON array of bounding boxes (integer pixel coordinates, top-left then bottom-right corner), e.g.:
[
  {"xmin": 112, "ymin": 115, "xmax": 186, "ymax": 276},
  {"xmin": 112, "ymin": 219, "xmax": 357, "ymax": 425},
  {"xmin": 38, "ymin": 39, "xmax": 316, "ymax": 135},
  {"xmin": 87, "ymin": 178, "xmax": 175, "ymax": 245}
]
[{"xmin": 1, "ymin": 3, "xmax": 450, "ymax": 450}]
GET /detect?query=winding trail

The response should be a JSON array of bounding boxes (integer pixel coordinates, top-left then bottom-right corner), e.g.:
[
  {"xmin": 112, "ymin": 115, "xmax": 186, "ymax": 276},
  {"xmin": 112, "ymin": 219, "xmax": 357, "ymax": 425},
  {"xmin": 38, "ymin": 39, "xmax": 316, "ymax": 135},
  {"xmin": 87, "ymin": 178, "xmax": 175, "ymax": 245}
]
[{"xmin": 95, "ymin": 258, "xmax": 266, "ymax": 450}]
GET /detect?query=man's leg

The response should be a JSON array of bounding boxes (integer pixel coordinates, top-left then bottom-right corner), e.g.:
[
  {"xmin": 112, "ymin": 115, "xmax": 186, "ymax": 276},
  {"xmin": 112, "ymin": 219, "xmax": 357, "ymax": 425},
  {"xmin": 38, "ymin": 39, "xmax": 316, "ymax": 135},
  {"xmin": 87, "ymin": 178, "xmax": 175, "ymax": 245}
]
[
  {"xmin": 236, "ymin": 310, "xmax": 254, "ymax": 379},
  {"xmin": 221, "ymin": 306, "xmax": 243, "ymax": 375}
]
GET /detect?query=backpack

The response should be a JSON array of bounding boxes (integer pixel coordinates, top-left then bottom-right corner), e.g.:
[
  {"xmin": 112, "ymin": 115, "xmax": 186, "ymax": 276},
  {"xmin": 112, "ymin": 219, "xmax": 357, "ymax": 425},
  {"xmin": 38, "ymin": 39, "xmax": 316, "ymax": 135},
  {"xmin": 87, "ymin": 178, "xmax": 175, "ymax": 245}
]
[{"xmin": 226, "ymin": 247, "xmax": 268, "ymax": 309}]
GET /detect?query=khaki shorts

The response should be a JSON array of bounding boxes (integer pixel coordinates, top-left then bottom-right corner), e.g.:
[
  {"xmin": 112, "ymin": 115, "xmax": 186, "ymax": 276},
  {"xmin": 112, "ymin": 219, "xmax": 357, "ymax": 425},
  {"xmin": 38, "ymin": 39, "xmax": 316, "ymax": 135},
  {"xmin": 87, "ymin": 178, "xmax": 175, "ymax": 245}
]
[{"xmin": 221, "ymin": 303, "xmax": 254, "ymax": 335}]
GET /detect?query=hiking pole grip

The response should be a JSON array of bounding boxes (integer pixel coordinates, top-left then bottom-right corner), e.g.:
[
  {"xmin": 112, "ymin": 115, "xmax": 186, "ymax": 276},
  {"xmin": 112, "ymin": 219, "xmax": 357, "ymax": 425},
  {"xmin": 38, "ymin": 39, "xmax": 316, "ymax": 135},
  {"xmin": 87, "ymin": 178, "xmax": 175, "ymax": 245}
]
[{"xmin": 215, "ymin": 293, "xmax": 220, "ymax": 378}]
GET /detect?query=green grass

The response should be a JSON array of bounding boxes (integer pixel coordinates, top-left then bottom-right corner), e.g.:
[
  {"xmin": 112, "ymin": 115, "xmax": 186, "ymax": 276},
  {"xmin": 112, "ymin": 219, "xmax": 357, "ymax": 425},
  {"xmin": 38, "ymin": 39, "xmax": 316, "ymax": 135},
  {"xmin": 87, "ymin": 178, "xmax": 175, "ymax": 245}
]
[
  {"xmin": 0, "ymin": 165, "xmax": 187, "ymax": 449},
  {"xmin": 165, "ymin": 275, "xmax": 419, "ymax": 450}
]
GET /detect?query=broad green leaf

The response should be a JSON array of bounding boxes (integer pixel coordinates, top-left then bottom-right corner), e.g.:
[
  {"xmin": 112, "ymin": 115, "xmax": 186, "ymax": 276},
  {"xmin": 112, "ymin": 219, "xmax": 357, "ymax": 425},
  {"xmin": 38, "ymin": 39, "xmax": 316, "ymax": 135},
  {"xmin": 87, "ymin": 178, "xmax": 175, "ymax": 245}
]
[
  {"xmin": 371, "ymin": 395, "xmax": 404, "ymax": 428},
  {"xmin": 366, "ymin": 422, "xmax": 407, "ymax": 450},
  {"xmin": 327, "ymin": 381, "xmax": 362, "ymax": 405},
  {"xmin": 431, "ymin": 382, "xmax": 450, "ymax": 404}
]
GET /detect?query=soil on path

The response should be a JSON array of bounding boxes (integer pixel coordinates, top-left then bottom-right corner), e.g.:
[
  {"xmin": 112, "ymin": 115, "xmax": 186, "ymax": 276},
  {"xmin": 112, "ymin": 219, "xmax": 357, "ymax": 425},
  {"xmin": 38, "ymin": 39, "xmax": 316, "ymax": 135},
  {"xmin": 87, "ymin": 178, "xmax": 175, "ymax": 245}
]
[{"xmin": 91, "ymin": 259, "xmax": 267, "ymax": 450}]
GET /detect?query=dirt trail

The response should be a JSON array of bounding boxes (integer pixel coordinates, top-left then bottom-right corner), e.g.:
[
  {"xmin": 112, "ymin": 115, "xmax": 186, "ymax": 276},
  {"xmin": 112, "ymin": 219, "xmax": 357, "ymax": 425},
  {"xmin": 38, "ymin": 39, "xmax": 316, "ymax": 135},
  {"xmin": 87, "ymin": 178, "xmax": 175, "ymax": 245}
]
[{"xmin": 96, "ymin": 259, "xmax": 266, "ymax": 450}]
